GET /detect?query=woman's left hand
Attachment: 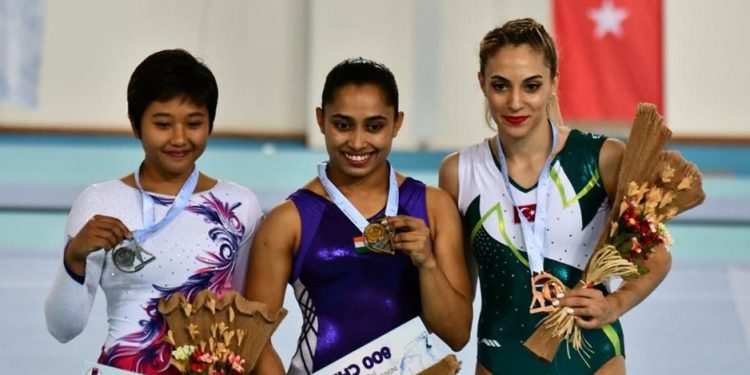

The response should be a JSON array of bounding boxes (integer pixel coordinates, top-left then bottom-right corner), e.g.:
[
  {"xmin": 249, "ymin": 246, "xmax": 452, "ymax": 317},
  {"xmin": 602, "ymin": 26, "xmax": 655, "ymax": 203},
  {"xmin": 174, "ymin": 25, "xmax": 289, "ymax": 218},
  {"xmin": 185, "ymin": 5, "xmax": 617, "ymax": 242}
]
[
  {"xmin": 387, "ymin": 215, "xmax": 435, "ymax": 268},
  {"xmin": 557, "ymin": 286, "xmax": 618, "ymax": 329}
]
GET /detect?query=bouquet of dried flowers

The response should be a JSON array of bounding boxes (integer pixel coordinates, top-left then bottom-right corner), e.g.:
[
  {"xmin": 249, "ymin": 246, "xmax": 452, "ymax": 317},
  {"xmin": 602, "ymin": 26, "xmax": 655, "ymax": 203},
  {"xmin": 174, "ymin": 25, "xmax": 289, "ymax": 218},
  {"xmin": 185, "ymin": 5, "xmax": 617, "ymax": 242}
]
[
  {"xmin": 524, "ymin": 104, "xmax": 706, "ymax": 364},
  {"xmin": 158, "ymin": 290, "xmax": 287, "ymax": 375}
]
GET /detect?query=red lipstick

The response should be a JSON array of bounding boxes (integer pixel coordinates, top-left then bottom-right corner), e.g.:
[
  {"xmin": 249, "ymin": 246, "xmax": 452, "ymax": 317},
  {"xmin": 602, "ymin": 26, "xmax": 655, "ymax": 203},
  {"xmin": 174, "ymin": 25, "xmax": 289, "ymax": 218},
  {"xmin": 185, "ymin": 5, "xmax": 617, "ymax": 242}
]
[{"xmin": 503, "ymin": 116, "xmax": 529, "ymax": 125}]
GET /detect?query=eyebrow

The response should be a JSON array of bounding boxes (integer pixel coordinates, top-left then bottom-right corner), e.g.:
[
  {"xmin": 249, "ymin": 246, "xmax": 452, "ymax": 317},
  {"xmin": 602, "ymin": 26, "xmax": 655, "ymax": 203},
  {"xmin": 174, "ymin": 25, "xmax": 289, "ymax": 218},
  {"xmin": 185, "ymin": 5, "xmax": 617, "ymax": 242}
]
[
  {"xmin": 330, "ymin": 114, "xmax": 389, "ymax": 122},
  {"xmin": 490, "ymin": 74, "xmax": 544, "ymax": 82},
  {"xmin": 151, "ymin": 112, "xmax": 206, "ymax": 118}
]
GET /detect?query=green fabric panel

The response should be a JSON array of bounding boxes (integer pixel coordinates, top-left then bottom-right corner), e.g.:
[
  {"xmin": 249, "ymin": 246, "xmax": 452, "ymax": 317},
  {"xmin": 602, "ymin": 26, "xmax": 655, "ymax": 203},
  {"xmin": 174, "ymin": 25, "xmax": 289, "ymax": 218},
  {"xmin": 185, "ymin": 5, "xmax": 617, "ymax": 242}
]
[
  {"xmin": 602, "ymin": 323, "xmax": 622, "ymax": 356},
  {"xmin": 471, "ymin": 225, "xmax": 623, "ymax": 374},
  {"xmin": 552, "ymin": 129, "xmax": 608, "ymax": 229}
]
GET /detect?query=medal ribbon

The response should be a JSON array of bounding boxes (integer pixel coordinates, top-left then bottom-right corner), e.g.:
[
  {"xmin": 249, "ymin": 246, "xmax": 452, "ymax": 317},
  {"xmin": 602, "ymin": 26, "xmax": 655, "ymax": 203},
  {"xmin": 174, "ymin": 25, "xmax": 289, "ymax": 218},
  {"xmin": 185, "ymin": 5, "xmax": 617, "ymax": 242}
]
[
  {"xmin": 317, "ymin": 161, "xmax": 399, "ymax": 232},
  {"xmin": 132, "ymin": 165, "xmax": 199, "ymax": 243},
  {"xmin": 495, "ymin": 122, "xmax": 559, "ymax": 274}
]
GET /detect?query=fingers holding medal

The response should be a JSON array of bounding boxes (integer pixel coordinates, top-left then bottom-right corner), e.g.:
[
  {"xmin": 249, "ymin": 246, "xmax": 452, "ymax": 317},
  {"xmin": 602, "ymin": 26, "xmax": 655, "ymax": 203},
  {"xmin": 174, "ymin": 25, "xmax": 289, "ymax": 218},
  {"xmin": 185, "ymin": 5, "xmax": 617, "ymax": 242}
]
[
  {"xmin": 69, "ymin": 215, "xmax": 156, "ymax": 273},
  {"xmin": 68, "ymin": 215, "xmax": 133, "ymax": 262},
  {"xmin": 386, "ymin": 215, "xmax": 434, "ymax": 267},
  {"xmin": 65, "ymin": 214, "xmax": 133, "ymax": 275},
  {"xmin": 360, "ymin": 215, "xmax": 434, "ymax": 267}
]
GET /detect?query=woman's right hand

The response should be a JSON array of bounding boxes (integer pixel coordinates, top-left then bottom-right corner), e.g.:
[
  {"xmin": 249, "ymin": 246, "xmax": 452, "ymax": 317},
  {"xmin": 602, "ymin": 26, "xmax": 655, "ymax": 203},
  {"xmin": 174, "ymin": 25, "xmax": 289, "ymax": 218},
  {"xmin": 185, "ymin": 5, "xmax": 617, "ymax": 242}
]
[{"xmin": 65, "ymin": 215, "xmax": 132, "ymax": 276}]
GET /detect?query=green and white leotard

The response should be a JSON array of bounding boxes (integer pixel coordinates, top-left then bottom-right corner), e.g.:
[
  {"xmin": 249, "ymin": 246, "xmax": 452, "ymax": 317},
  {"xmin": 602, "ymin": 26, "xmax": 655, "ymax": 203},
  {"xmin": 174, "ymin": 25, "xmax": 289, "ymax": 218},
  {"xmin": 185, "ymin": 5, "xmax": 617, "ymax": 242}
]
[{"xmin": 458, "ymin": 129, "xmax": 624, "ymax": 374}]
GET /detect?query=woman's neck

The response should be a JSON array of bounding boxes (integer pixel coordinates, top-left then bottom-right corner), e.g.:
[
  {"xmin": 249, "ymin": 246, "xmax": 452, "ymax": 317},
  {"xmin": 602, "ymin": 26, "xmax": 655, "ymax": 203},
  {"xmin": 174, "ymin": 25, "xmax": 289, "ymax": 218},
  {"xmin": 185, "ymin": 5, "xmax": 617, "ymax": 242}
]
[
  {"xmin": 137, "ymin": 165, "xmax": 196, "ymax": 196},
  {"xmin": 323, "ymin": 162, "xmax": 392, "ymax": 217},
  {"xmin": 498, "ymin": 122, "xmax": 554, "ymax": 162},
  {"xmin": 326, "ymin": 162, "xmax": 389, "ymax": 192},
  {"xmin": 494, "ymin": 121, "xmax": 558, "ymax": 189}
]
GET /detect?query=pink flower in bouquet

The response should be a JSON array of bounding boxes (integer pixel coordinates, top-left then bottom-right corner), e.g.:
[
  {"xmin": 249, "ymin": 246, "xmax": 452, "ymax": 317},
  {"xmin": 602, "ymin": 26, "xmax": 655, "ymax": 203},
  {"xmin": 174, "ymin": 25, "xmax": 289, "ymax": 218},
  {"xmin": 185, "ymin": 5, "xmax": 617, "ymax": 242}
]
[
  {"xmin": 188, "ymin": 349, "xmax": 218, "ymax": 373},
  {"xmin": 227, "ymin": 353, "xmax": 245, "ymax": 374},
  {"xmin": 196, "ymin": 350, "xmax": 218, "ymax": 365},
  {"xmin": 628, "ymin": 237, "xmax": 643, "ymax": 261}
]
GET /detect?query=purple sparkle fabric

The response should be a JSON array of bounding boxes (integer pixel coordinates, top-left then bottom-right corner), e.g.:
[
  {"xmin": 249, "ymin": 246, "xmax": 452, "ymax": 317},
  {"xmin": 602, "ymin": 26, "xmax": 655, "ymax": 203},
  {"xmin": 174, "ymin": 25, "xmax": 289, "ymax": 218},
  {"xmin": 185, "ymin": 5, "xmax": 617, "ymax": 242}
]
[{"xmin": 287, "ymin": 177, "xmax": 429, "ymax": 374}]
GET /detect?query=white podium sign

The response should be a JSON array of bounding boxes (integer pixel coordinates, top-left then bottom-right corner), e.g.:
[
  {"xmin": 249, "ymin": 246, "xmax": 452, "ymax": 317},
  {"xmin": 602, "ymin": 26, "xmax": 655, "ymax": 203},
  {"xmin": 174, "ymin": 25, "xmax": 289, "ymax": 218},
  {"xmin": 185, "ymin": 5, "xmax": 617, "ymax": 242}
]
[{"xmin": 314, "ymin": 317, "xmax": 446, "ymax": 375}]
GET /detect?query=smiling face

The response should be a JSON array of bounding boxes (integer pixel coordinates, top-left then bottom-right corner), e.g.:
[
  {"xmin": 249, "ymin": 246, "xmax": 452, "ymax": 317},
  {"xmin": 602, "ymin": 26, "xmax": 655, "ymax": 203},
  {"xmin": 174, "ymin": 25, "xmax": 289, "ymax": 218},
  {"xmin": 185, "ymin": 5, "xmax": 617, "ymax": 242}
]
[
  {"xmin": 138, "ymin": 96, "xmax": 210, "ymax": 182},
  {"xmin": 317, "ymin": 83, "xmax": 403, "ymax": 181},
  {"xmin": 479, "ymin": 44, "xmax": 557, "ymax": 141}
]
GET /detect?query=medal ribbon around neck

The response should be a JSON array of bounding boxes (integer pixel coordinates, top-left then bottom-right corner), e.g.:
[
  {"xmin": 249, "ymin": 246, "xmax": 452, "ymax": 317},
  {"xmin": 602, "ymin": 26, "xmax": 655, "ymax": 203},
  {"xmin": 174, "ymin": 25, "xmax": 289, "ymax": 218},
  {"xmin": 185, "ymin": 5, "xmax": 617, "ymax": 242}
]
[
  {"xmin": 133, "ymin": 165, "xmax": 199, "ymax": 243},
  {"xmin": 318, "ymin": 161, "xmax": 399, "ymax": 254},
  {"xmin": 110, "ymin": 165, "xmax": 199, "ymax": 273},
  {"xmin": 317, "ymin": 161, "xmax": 399, "ymax": 231},
  {"xmin": 495, "ymin": 121, "xmax": 559, "ymax": 274}
]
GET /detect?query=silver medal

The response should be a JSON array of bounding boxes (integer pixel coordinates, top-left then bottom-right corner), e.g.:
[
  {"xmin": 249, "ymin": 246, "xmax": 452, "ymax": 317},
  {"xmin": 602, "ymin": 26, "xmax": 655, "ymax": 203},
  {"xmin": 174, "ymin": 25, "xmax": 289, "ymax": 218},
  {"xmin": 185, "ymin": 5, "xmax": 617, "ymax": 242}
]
[{"xmin": 111, "ymin": 240, "xmax": 156, "ymax": 273}]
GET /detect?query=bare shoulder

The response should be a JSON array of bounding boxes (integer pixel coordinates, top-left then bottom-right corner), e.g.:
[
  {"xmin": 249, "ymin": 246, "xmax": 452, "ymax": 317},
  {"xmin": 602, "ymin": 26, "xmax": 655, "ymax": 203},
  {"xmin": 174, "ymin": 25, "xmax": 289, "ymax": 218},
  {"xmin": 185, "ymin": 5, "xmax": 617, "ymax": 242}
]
[
  {"xmin": 425, "ymin": 185, "xmax": 461, "ymax": 232},
  {"xmin": 599, "ymin": 137, "xmax": 626, "ymax": 199},
  {"xmin": 438, "ymin": 152, "xmax": 460, "ymax": 202},
  {"xmin": 244, "ymin": 200, "xmax": 299, "ymax": 305},
  {"xmin": 423, "ymin": 185, "xmax": 464, "ymax": 265},
  {"xmin": 263, "ymin": 200, "xmax": 300, "ymax": 230},
  {"xmin": 440, "ymin": 151, "xmax": 459, "ymax": 168},
  {"xmin": 601, "ymin": 136, "xmax": 625, "ymax": 158},
  {"xmin": 253, "ymin": 199, "xmax": 301, "ymax": 253},
  {"xmin": 425, "ymin": 185, "xmax": 457, "ymax": 209},
  {"xmin": 439, "ymin": 152, "xmax": 459, "ymax": 179}
]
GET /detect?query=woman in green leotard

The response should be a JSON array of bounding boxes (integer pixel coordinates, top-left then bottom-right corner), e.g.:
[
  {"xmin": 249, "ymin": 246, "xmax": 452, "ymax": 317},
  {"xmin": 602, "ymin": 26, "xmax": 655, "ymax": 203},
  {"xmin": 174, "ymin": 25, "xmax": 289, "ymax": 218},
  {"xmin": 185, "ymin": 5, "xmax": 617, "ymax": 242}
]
[{"xmin": 439, "ymin": 18, "xmax": 671, "ymax": 374}]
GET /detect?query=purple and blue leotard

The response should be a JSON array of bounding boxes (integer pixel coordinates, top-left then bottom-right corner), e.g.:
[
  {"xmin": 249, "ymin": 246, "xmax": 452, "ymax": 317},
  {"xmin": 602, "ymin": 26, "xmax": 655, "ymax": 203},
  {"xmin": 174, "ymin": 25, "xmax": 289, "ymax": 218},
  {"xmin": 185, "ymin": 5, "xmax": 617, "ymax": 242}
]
[{"xmin": 287, "ymin": 177, "xmax": 429, "ymax": 374}]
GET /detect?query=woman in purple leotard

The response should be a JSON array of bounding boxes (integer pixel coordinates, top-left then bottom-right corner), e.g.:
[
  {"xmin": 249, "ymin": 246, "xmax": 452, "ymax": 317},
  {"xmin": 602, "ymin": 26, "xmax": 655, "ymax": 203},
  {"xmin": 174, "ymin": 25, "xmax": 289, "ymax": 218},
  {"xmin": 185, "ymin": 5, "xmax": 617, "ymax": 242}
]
[{"xmin": 244, "ymin": 58, "xmax": 472, "ymax": 375}]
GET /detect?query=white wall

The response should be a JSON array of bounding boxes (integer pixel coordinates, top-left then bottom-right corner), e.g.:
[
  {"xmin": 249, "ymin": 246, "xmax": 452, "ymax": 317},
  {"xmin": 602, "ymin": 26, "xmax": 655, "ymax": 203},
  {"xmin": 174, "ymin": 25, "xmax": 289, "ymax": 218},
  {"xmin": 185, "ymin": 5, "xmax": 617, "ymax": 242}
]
[
  {"xmin": 0, "ymin": 0, "xmax": 747, "ymax": 147},
  {"xmin": 424, "ymin": 0, "xmax": 551, "ymax": 150},
  {"xmin": 305, "ymin": 0, "xmax": 419, "ymax": 148},
  {"xmin": 665, "ymin": 0, "xmax": 750, "ymax": 136},
  {"xmin": 305, "ymin": 0, "xmax": 550, "ymax": 150},
  {"xmin": 0, "ymin": 0, "xmax": 307, "ymax": 133}
]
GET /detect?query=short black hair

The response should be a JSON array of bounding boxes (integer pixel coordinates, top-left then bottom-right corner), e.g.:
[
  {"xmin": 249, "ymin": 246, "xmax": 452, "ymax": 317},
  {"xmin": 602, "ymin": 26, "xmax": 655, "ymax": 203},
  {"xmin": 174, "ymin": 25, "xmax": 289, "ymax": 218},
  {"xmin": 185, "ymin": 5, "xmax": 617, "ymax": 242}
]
[
  {"xmin": 127, "ymin": 49, "xmax": 218, "ymax": 135},
  {"xmin": 321, "ymin": 57, "xmax": 399, "ymax": 116}
]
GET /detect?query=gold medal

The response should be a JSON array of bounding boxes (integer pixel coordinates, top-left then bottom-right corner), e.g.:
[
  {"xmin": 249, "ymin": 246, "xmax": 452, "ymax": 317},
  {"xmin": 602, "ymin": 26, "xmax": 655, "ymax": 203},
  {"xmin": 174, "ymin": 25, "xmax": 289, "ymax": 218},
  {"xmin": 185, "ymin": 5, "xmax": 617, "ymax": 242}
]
[{"xmin": 363, "ymin": 218, "xmax": 395, "ymax": 255}]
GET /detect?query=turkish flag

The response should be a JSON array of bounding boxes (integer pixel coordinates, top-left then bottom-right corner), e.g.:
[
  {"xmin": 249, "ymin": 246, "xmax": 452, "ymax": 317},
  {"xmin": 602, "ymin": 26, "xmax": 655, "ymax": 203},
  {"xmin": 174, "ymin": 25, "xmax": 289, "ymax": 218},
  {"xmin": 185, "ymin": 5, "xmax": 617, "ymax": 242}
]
[{"xmin": 554, "ymin": 0, "xmax": 663, "ymax": 121}]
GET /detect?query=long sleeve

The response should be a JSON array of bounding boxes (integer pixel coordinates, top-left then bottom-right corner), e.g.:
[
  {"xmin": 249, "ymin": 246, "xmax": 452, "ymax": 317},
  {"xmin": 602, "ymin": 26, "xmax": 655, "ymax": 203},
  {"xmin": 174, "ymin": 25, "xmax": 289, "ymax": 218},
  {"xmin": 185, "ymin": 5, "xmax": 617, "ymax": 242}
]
[{"xmin": 44, "ymin": 185, "xmax": 105, "ymax": 343}]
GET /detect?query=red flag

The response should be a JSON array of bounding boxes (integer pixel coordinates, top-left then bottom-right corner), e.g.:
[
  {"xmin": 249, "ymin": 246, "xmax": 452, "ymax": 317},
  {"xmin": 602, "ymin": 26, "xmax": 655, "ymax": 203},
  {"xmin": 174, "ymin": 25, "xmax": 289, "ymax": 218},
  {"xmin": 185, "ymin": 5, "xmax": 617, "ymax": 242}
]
[{"xmin": 554, "ymin": 0, "xmax": 663, "ymax": 121}]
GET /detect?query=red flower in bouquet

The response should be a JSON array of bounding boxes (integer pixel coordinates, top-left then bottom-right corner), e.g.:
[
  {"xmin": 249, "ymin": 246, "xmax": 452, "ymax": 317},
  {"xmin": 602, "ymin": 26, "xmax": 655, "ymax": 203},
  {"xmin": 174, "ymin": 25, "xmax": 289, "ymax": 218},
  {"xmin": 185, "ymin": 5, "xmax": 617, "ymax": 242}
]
[
  {"xmin": 188, "ymin": 348, "xmax": 217, "ymax": 373},
  {"xmin": 190, "ymin": 359, "xmax": 207, "ymax": 373},
  {"xmin": 172, "ymin": 344, "xmax": 245, "ymax": 375},
  {"xmin": 607, "ymin": 180, "xmax": 677, "ymax": 276},
  {"xmin": 610, "ymin": 200, "xmax": 666, "ymax": 273}
]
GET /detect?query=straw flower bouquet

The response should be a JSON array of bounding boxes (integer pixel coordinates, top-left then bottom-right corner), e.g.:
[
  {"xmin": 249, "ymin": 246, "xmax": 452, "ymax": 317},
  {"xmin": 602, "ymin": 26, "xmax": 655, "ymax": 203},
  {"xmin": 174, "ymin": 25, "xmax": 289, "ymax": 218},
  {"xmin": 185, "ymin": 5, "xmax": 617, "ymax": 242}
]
[
  {"xmin": 523, "ymin": 104, "xmax": 706, "ymax": 364},
  {"xmin": 158, "ymin": 290, "xmax": 287, "ymax": 375}
]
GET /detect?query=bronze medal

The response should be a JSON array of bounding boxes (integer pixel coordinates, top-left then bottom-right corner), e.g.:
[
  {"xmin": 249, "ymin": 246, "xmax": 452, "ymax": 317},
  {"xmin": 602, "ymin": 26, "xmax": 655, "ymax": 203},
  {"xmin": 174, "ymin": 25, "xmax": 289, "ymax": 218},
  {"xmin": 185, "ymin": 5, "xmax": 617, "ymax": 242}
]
[{"xmin": 529, "ymin": 271, "xmax": 566, "ymax": 314}]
